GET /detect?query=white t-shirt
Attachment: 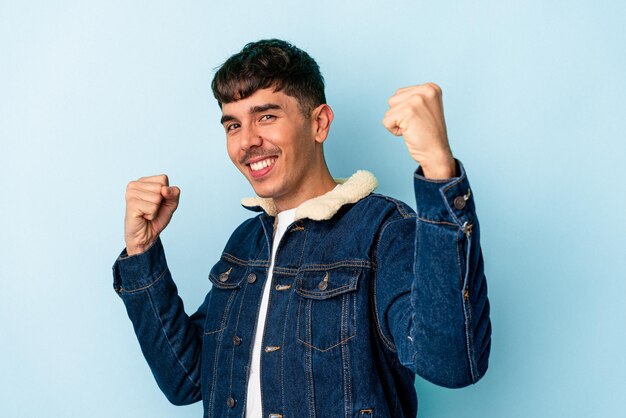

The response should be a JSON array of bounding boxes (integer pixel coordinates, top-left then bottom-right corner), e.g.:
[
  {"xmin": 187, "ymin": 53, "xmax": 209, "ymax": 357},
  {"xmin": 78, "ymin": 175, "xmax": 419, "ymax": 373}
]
[{"xmin": 245, "ymin": 207, "xmax": 297, "ymax": 417}]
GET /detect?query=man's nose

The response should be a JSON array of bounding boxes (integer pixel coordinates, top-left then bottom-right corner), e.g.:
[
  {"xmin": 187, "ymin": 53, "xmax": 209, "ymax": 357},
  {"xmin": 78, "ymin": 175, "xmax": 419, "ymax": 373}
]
[{"xmin": 240, "ymin": 123, "xmax": 262, "ymax": 150}]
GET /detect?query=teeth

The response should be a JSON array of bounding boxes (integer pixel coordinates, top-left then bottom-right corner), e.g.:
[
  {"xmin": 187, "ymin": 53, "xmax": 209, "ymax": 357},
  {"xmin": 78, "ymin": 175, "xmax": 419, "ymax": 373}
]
[{"xmin": 250, "ymin": 158, "xmax": 275, "ymax": 171}]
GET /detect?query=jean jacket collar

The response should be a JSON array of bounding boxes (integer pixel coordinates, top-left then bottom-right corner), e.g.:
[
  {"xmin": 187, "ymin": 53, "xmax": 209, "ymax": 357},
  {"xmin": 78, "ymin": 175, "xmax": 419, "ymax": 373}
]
[{"xmin": 240, "ymin": 170, "xmax": 378, "ymax": 221}]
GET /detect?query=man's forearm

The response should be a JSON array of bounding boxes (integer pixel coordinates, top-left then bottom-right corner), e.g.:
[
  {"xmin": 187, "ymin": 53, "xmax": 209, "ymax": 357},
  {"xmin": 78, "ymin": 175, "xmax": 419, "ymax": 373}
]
[
  {"xmin": 409, "ymin": 160, "xmax": 491, "ymax": 386},
  {"xmin": 112, "ymin": 237, "xmax": 205, "ymax": 405},
  {"xmin": 376, "ymin": 161, "xmax": 491, "ymax": 388}
]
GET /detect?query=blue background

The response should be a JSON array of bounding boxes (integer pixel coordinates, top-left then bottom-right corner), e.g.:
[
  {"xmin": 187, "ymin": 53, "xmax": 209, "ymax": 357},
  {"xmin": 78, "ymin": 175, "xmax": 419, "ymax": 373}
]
[{"xmin": 1, "ymin": 1, "xmax": 625, "ymax": 417}]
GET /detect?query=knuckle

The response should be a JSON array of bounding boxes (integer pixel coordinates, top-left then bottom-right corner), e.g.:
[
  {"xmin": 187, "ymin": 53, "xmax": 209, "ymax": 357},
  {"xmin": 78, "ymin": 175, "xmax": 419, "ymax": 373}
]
[
  {"xmin": 427, "ymin": 82, "xmax": 442, "ymax": 95},
  {"xmin": 428, "ymin": 81, "xmax": 441, "ymax": 90},
  {"xmin": 424, "ymin": 86, "xmax": 437, "ymax": 99},
  {"xmin": 408, "ymin": 103, "xmax": 421, "ymax": 114},
  {"xmin": 412, "ymin": 94, "xmax": 425, "ymax": 105}
]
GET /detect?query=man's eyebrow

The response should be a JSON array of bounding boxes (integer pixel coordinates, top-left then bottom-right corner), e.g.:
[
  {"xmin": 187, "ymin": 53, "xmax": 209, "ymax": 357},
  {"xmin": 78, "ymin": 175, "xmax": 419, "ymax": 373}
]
[
  {"xmin": 250, "ymin": 103, "xmax": 282, "ymax": 114},
  {"xmin": 220, "ymin": 114, "xmax": 236, "ymax": 125},
  {"xmin": 220, "ymin": 103, "xmax": 283, "ymax": 125}
]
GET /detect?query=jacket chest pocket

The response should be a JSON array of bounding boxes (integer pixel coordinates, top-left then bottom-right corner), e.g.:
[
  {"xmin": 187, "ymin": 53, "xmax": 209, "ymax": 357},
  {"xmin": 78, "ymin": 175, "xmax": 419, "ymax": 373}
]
[
  {"xmin": 295, "ymin": 267, "xmax": 361, "ymax": 352},
  {"xmin": 203, "ymin": 260, "xmax": 246, "ymax": 335}
]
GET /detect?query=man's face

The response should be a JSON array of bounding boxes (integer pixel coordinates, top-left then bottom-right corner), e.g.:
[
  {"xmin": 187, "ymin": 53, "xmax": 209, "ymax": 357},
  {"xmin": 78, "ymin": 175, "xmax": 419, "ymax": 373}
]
[{"xmin": 220, "ymin": 88, "xmax": 319, "ymax": 204}]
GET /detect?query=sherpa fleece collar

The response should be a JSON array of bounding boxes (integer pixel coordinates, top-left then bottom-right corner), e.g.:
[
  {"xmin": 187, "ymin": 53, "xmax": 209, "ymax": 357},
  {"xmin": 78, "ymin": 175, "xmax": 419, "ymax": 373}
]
[{"xmin": 240, "ymin": 170, "xmax": 378, "ymax": 221}]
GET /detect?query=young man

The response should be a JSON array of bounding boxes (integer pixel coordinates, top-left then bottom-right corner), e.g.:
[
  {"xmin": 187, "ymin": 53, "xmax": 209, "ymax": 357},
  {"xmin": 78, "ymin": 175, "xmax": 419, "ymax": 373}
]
[{"xmin": 113, "ymin": 39, "xmax": 491, "ymax": 418}]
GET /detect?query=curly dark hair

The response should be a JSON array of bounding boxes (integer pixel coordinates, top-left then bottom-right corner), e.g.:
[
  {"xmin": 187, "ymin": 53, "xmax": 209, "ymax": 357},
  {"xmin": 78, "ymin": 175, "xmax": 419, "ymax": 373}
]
[{"xmin": 211, "ymin": 39, "xmax": 326, "ymax": 117}]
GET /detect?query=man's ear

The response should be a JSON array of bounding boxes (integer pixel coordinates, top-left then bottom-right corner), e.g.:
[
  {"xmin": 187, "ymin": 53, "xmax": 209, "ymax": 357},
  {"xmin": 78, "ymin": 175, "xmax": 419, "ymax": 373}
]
[{"xmin": 310, "ymin": 104, "xmax": 334, "ymax": 144}]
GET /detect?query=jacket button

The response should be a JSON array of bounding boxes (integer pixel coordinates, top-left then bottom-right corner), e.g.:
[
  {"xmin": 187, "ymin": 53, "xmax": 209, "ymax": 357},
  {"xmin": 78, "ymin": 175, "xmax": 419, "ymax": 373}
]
[
  {"xmin": 318, "ymin": 272, "xmax": 329, "ymax": 290},
  {"xmin": 227, "ymin": 396, "xmax": 236, "ymax": 408},
  {"xmin": 247, "ymin": 273, "xmax": 257, "ymax": 283},
  {"xmin": 453, "ymin": 195, "xmax": 466, "ymax": 210},
  {"xmin": 233, "ymin": 335, "xmax": 242, "ymax": 346},
  {"xmin": 219, "ymin": 272, "xmax": 229, "ymax": 282}
]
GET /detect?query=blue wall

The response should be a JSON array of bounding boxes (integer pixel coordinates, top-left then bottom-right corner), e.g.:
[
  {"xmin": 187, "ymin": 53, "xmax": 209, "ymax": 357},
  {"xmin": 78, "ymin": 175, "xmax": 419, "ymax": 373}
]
[{"xmin": 1, "ymin": 1, "xmax": 624, "ymax": 417}]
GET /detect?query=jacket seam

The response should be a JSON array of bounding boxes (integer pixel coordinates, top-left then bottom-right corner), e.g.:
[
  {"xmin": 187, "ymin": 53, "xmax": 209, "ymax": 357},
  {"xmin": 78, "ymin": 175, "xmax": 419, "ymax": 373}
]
[
  {"xmin": 223, "ymin": 253, "xmax": 270, "ymax": 268},
  {"xmin": 145, "ymin": 285, "xmax": 200, "ymax": 388},
  {"xmin": 208, "ymin": 288, "xmax": 237, "ymax": 416},
  {"xmin": 372, "ymin": 216, "xmax": 412, "ymax": 353},
  {"xmin": 371, "ymin": 267, "xmax": 396, "ymax": 352},
  {"xmin": 280, "ymin": 275, "xmax": 296, "ymax": 412},
  {"xmin": 369, "ymin": 193, "xmax": 416, "ymax": 219},
  {"xmin": 298, "ymin": 334, "xmax": 357, "ymax": 352},
  {"xmin": 299, "ymin": 260, "xmax": 372, "ymax": 269},
  {"xmin": 439, "ymin": 176, "xmax": 468, "ymax": 227},
  {"xmin": 229, "ymin": 278, "xmax": 248, "ymax": 408},
  {"xmin": 417, "ymin": 217, "xmax": 458, "ymax": 227},
  {"xmin": 296, "ymin": 284, "xmax": 357, "ymax": 298},
  {"xmin": 119, "ymin": 267, "xmax": 168, "ymax": 293},
  {"xmin": 459, "ymin": 229, "xmax": 479, "ymax": 382},
  {"xmin": 341, "ymin": 293, "xmax": 353, "ymax": 418}
]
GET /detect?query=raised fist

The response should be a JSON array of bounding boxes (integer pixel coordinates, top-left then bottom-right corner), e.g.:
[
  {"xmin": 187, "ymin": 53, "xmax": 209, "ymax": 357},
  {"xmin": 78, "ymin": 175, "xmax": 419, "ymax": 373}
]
[
  {"xmin": 383, "ymin": 82, "xmax": 456, "ymax": 179},
  {"xmin": 124, "ymin": 174, "xmax": 180, "ymax": 256}
]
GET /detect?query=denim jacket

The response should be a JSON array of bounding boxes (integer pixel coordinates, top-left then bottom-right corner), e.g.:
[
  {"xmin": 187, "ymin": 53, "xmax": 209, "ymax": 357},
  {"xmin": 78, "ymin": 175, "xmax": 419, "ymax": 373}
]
[{"xmin": 112, "ymin": 160, "xmax": 491, "ymax": 418}]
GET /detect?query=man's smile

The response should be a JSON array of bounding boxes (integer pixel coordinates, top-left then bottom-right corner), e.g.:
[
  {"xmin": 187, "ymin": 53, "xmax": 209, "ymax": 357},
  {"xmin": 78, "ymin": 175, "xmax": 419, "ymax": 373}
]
[{"xmin": 247, "ymin": 156, "xmax": 277, "ymax": 178}]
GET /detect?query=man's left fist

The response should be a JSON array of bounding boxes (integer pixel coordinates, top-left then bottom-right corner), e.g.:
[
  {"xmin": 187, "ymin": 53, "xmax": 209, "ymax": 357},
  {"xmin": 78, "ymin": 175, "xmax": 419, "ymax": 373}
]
[{"xmin": 383, "ymin": 82, "xmax": 456, "ymax": 179}]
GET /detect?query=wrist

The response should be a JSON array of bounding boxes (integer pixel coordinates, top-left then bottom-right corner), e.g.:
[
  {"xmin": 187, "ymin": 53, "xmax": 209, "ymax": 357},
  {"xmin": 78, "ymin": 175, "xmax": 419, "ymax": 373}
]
[
  {"xmin": 126, "ymin": 246, "xmax": 145, "ymax": 257},
  {"xmin": 126, "ymin": 241, "xmax": 153, "ymax": 257},
  {"xmin": 417, "ymin": 152, "xmax": 456, "ymax": 179}
]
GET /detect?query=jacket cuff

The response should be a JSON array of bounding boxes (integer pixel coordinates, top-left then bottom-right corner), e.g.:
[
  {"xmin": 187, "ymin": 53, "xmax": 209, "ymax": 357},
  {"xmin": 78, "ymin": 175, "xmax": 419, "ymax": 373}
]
[
  {"xmin": 413, "ymin": 159, "xmax": 475, "ymax": 226},
  {"xmin": 112, "ymin": 237, "xmax": 167, "ymax": 293}
]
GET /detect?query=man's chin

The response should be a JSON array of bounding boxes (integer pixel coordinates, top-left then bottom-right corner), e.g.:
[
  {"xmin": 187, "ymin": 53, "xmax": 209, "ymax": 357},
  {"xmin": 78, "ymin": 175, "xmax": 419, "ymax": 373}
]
[
  {"xmin": 244, "ymin": 174, "xmax": 281, "ymax": 199},
  {"xmin": 249, "ymin": 182, "xmax": 277, "ymax": 199}
]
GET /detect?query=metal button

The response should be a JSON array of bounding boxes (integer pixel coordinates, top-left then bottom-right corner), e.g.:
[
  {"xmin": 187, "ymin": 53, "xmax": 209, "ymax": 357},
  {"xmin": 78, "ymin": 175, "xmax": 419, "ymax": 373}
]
[
  {"xmin": 318, "ymin": 272, "xmax": 329, "ymax": 290},
  {"xmin": 453, "ymin": 195, "xmax": 466, "ymax": 210},
  {"xmin": 219, "ymin": 268, "xmax": 232, "ymax": 282},
  {"xmin": 269, "ymin": 414, "xmax": 283, "ymax": 418},
  {"xmin": 233, "ymin": 335, "xmax": 242, "ymax": 346},
  {"xmin": 227, "ymin": 396, "xmax": 236, "ymax": 408},
  {"xmin": 247, "ymin": 272, "xmax": 257, "ymax": 283},
  {"xmin": 462, "ymin": 221, "xmax": 473, "ymax": 237}
]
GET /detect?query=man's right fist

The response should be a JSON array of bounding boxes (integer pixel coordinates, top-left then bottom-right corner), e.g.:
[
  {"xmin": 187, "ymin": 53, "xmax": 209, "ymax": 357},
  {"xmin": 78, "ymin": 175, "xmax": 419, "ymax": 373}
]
[{"xmin": 124, "ymin": 174, "xmax": 181, "ymax": 256}]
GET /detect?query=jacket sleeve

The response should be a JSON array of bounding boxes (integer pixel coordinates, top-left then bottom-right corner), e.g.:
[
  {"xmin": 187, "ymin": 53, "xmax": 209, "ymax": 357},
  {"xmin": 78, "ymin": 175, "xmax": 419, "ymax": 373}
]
[
  {"xmin": 374, "ymin": 159, "xmax": 491, "ymax": 388},
  {"xmin": 112, "ymin": 237, "xmax": 206, "ymax": 405}
]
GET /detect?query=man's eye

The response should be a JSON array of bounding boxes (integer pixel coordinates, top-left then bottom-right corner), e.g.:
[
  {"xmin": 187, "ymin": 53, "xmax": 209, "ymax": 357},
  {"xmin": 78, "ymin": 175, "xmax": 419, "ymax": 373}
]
[
  {"xmin": 227, "ymin": 123, "xmax": 240, "ymax": 131},
  {"xmin": 260, "ymin": 115, "xmax": 275, "ymax": 121}
]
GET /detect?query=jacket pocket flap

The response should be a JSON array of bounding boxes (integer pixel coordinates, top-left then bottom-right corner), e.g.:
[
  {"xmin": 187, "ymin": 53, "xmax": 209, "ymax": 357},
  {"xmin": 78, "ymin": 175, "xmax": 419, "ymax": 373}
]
[
  {"xmin": 208, "ymin": 259, "xmax": 247, "ymax": 289},
  {"xmin": 295, "ymin": 267, "xmax": 360, "ymax": 299}
]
